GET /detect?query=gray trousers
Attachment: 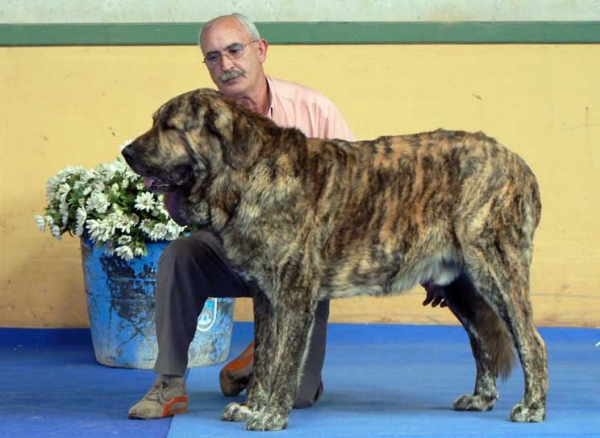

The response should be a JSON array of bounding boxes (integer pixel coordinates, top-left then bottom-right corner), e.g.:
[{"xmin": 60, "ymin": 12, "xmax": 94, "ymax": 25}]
[{"xmin": 153, "ymin": 230, "xmax": 329, "ymax": 408}]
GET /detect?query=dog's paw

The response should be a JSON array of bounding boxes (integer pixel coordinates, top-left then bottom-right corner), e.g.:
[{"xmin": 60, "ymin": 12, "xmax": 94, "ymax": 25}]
[
  {"xmin": 245, "ymin": 411, "xmax": 288, "ymax": 431},
  {"xmin": 509, "ymin": 401, "xmax": 546, "ymax": 422},
  {"xmin": 453, "ymin": 393, "xmax": 497, "ymax": 412},
  {"xmin": 220, "ymin": 402, "xmax": 253, "ymax": 422}
]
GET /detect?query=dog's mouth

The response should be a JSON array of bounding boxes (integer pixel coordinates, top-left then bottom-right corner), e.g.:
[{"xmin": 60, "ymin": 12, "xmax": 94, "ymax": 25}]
[
  {"xmin": 142, "ymin": 164, "xmax": 194, "ymax": 194},
  {"xmin": 143, "ymin": 176, "xmax": 173, "ymax": 194}
]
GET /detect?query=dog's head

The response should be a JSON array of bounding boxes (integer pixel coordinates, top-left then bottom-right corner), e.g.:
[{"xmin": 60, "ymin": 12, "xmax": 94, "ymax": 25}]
[
  {"xmin": 122, "ymin": 88, "xmax": 274, "ymax": 227},
  {"xmin": 122, "ymin": 88, "xmax": 262, "ymax": 194}
]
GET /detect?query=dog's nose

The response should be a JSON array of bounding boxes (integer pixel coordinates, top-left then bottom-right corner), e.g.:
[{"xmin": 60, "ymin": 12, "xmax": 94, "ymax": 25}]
[{"xmin": 121, "ymin": 146, "xmax": 134, "ymax": 163}]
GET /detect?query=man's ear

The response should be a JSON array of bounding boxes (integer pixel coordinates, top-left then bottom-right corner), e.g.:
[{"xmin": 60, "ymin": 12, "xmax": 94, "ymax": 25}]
[{"xmin": 257, "ymin": 38, "xmax": 268, "ymax": 64}]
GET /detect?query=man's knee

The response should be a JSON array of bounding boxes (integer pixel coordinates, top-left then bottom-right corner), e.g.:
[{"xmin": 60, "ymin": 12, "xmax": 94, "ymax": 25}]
[{"xmin": 159, "ymin": 231, "xmax": 220, "ymax": 270}]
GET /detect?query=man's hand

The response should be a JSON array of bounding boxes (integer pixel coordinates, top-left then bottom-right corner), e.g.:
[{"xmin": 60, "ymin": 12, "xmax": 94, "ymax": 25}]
[{"xmin": 422, "ymin": 283, "xmax": 448, "ymax": 308}]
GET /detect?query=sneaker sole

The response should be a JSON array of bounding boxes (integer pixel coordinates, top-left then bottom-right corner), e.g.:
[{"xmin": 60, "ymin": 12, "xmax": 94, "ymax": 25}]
[{"xmin": 128, "ymin": 396, "xmax": 189, "ymax": 420}]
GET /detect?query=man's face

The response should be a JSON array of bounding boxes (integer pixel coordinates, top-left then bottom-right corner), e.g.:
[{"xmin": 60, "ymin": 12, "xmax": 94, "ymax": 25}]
[{"xmin": 200, "ymin": 17, "xmax": 267, "ymax": 98}]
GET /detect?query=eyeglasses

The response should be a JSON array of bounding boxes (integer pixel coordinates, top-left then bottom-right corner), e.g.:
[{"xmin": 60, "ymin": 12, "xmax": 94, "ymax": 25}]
[{"xmin": 203, "ymin": 40, "xmax": 258, "ymax": 66}]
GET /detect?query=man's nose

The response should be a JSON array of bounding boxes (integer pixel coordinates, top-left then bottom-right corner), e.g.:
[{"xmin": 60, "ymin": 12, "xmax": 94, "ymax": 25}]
[{"xmin": 220, "ymin": 54, "xmax": 235, "ymax": 69}]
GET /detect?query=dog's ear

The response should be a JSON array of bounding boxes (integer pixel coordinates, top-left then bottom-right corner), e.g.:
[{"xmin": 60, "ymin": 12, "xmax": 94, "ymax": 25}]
[{"xmin": 208, "ymin": 97, "xmax": 260, "ymax": 170}]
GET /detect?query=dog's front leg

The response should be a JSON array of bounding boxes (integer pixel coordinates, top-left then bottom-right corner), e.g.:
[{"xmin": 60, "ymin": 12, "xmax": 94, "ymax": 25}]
[
  {"xmin": 221, "ymin": 289, "xmax": 274, "ymax": 423},
  {"xmin": 245, "ymin": 294, "xmax": 317, "ymax": 431}
]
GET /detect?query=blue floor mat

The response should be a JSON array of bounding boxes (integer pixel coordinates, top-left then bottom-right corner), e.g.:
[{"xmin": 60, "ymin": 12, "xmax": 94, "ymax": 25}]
[
  {"xmin": 0, "ymin": 329, "xmax": 171, "ymax": 438},
  {"xmin": 1, "ymin": 324, "xmax": 598, "ymax": 437},
  {"xmin": 169, "ymin": 324, "xmax": 600, "ymax": 438}
]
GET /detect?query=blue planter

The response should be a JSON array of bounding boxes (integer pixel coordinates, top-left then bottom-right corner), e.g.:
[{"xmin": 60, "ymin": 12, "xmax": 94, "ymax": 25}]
[{"xmin": 80, "ymin": 238, "xmax": 234, "ymax": 369}]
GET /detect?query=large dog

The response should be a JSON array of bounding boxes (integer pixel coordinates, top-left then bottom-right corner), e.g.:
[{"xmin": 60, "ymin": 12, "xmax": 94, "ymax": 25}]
[{"xmin": 122, "ymin": 88, "xmax": 548, "ymax": 431}]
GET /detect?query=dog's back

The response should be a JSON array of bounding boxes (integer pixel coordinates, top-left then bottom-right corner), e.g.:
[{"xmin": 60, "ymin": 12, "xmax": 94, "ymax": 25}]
[{"xmin": 296, "ymin": 130, "xmax": 541, "ymax": 299}]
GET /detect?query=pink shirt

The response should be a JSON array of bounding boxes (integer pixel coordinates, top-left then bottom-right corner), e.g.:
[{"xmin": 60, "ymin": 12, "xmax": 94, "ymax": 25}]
[
  {"xmin": 266, "ymin": 76, "xmax": 355, "ymax": 142},
  {"xmin": 164, "ymin": 77, "xmax": 353, "ymax": 225}
]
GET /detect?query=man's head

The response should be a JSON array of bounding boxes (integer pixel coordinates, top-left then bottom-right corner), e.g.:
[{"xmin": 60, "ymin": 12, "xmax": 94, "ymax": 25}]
[{"xmin": 199, "ymin": 14, "xmax": 269, "ymax": 100}]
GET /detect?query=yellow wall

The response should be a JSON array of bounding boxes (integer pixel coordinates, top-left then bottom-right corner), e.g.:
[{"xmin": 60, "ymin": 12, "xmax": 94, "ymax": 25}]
[{"xmin": 1, "ymin": 44, "xmax": 599, "ymax": 328}]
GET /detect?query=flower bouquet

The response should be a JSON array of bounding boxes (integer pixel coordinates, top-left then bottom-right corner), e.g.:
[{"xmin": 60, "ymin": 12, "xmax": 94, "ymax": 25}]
[
  {"xmin": 35, "ymin": 146, "xmax": 189, "ymax": 260},
  {"xmin": 33, "ymin": 145, "xmax": 235, "ymax": 369}
]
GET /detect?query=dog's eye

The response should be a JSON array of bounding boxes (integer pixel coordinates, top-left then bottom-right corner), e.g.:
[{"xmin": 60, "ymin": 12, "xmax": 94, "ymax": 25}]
[{"xmin": 161, "ymin": 122, "xmax": 180, "ymax": 132}]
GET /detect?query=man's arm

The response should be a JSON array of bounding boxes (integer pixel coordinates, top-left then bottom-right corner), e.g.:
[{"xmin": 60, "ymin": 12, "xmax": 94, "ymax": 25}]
[
  {"xmin": 317, "ymin": 96, "xmax": 356, "ymax": 141},
  {"xmin": 318, "ymin": 102, "xmax": 355, "ymax": 142}
]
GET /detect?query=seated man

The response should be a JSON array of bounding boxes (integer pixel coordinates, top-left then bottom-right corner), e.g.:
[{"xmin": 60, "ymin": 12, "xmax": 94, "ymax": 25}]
[{"xmin": 128, "ymin": 12, "xmax": 355, "ymax": 419}]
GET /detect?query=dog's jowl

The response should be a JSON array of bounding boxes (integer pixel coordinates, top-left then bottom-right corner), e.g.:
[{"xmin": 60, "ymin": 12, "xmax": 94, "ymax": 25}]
[{"xmin": 123, "ymin": 88, "xmax": 548, "ymax": 431}]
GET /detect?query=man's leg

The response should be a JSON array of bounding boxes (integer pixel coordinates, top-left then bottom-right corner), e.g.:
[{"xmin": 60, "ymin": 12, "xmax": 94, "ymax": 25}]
[
  {"xmin": 220, "ymin": 299, "xmax": 330, "ymax": 408},
  {"xmin": 129, "ymin": 231, "xmax": 252, "ymax": 419},
  {"xmin": 294, "ymin": 300, "xmax": 329, "ymax": 408}
]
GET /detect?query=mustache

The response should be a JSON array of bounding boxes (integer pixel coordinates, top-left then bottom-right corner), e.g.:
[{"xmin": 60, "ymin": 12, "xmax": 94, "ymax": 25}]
[{"xmin": 219, "ymin": 69, "xmax": 246, "ymax": 83}]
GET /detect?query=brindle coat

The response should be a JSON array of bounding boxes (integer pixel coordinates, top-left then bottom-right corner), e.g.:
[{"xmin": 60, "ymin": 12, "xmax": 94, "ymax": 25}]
[{"xmin": 122, "ymin": 88, "xmax": 548, "ymax": 431}]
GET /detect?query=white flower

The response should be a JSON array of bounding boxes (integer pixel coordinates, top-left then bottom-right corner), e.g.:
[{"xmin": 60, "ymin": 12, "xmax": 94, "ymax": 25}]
[
  {"xmin": 115, "ymin": 245, "xmax": 134, "ymax": 261},
  {"xmin": 91, "ymin": 180, "xmax": 106, "ymax": 193},
  {"xmin": 86, "ymin": 191, "xmax": 110, "ymax": 214},
  {"xmin": 118, "ymin": 235, "xmax": 132, "ymax": 245},
  {"xmin": 95, "ymin": 162, "xmax": 117, "ymax": 182},
  {"xmin": 113, "ymin": 212, "xmax": 136, "ymax": 234},
  {"xmin": 35, "ymin": 148, "xmax": 193, "ymax": 260},
  {"xmin": 148, "ymin": 223, "xmax": 168, "ymax": 241},
  {"xmin": 57, "ymin": 183, "xmax": 71, "ymax": 201},
  {"xmin": 86, "ymin": 218, "xmax": 115, "ymax": 242},
  {"xmin": 140, "ymin": 219, "xmax": 154, "ymax": 235},
  {"xmin": 34, "ymin": 215, "xmax": 46, "ymax": 232},
  {"xmin": 165, "ymin": 221, "xmax": 186, "ymax": 240},
  {"xmin": 46, "ymin": 176, "xmax": 60, "ymax": 202},
  {"xmin": 50, "ymin": 225, "xmax": 61, "ymax": 239},
  {"xmin": 135, "ymin": 192, "xmax": 156, "ymax": 212},
  {"xmin": 153, "ymin": 201, "xmax": 170, "ymax": 218},
  {"xmin": 59, "ymin": 192, "xmax": 71, "ymax": 226},
  {"xmin": 74, "ymin": 207, "xmax": 87, "ymax": 236}
]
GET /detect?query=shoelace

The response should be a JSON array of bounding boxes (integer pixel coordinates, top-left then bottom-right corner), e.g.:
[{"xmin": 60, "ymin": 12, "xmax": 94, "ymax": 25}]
[{"xmin": 145, "ymin": 380, "xmax": 170, "ymax": 403}]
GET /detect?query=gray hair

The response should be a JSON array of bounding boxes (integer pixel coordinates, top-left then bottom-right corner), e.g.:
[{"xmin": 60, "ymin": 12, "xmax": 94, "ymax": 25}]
[{"xmin": 198, "ymin": 13, "xmax": 261, "ymax": 49}]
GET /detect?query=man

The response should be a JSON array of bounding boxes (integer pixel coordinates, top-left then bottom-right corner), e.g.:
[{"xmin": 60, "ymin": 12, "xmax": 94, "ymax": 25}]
[{"xmin": 128, "ymin": 13, "xmax": 355, "ymax": 420}]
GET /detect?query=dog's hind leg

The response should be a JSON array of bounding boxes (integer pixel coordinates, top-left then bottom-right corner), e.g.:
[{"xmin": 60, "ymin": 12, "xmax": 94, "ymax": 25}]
[
  {"xmin": 438, "ymin": 273, "xmax": 515, "ymax": 412},
  {"xmin": 463, "ymin": 243, "xmax": 548, "ymax": 422},
  {"xmin": 221, "ymin": 289, "xmax": 274, "ymax": 423}
]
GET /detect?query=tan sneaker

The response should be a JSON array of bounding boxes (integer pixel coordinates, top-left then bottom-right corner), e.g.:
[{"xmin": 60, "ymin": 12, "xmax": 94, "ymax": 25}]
[
  {"xmin": 128, "ymin": 375, "xmax": 188, "ymax": 419},
  {"xmin": 219, "ymin": 341, "xmax": 255, "ymax": 397}
]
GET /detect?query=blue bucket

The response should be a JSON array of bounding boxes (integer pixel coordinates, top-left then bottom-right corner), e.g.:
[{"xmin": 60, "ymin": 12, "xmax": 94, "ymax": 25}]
[{"xmin": 80, "ymin": 238, "xmax": 235, "ymax": 369}]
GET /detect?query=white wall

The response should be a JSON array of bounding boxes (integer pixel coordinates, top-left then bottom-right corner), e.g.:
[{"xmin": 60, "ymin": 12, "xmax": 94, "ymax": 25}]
[{"xmin": 2, "ymin": 0, "xmax": 600, "ymax": 23}]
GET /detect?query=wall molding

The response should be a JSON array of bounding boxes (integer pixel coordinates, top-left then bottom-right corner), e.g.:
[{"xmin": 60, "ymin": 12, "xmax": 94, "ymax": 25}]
[{"xmin": 1, "ymin": 22, "xmax": 600, "ymax": 46}]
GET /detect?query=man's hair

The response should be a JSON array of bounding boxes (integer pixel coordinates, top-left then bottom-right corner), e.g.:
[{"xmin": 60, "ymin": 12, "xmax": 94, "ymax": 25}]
[{"xmin": 198, "ymin": 13, "xmax": 261, "ymax": 48}]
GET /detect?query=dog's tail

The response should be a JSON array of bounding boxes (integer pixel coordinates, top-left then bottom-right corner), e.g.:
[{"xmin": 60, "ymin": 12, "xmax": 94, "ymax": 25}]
[
  {"xmin": 475, "ymin": 302, "xmax": 517, "ymax": 381},
  {"xmin": 443, "ymin": 275, "xmax": 517, "ymax": 380}
]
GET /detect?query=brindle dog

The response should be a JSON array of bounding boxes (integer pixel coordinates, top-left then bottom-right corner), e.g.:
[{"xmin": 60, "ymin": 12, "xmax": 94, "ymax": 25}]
[{"xmin": 122, "ymin": 88, "xmax": 548, "ymax": 431}]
